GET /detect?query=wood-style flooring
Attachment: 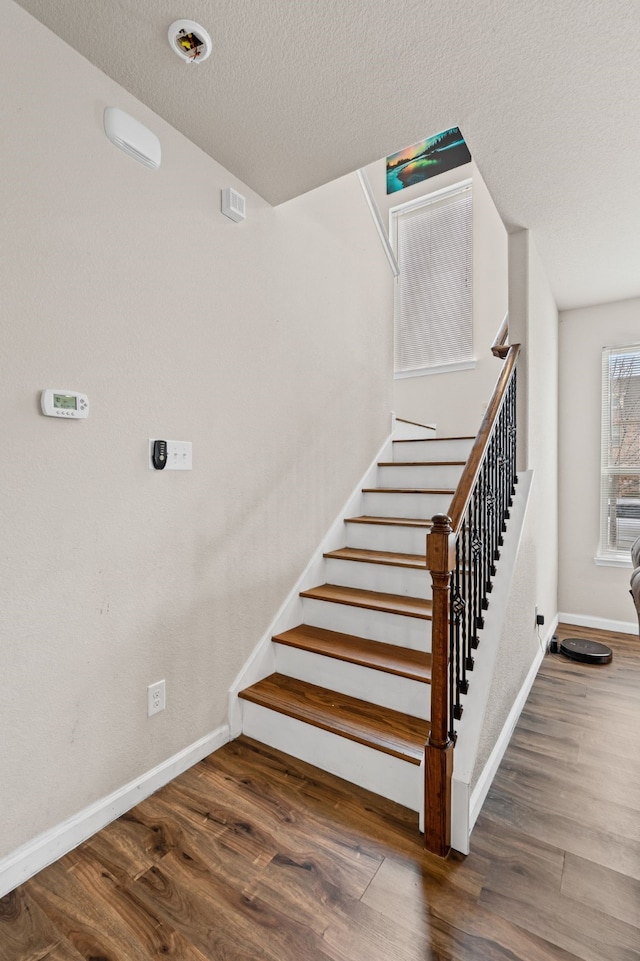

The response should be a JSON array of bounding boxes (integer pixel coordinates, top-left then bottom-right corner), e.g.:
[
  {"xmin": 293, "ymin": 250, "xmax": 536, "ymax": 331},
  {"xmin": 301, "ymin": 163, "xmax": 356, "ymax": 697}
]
[{"xmin": 1, "ymin": 623, "xmax": 639, "ymax": 961}]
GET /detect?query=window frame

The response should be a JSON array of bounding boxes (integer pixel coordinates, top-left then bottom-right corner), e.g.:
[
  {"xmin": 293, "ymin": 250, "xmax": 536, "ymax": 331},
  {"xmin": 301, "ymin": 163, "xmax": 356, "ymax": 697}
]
[{"xmin": 595, "ymin": 342, "xmax": 640, "ymax": 567}]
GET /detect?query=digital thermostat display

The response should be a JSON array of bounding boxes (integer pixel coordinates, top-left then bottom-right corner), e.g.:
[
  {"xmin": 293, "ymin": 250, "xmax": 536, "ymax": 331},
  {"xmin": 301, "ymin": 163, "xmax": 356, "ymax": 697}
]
[
  {"xmin": 53, "ymin": 393, "xmax": 77, "ymax": 410},
  {"xmin": 41, "ymin": 389, "xmax": 89, "ymax": 419}
]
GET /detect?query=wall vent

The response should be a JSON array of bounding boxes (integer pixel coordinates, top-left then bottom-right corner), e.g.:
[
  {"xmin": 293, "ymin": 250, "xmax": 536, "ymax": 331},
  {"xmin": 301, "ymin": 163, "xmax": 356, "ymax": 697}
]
[{"xmin": 221, "ymin": 187, "xmax": 246, "ymax": 223}]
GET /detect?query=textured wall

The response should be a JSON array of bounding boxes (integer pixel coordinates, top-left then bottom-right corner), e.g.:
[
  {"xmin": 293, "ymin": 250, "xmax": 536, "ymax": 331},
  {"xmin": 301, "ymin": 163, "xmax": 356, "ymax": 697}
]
[
  {"xmin": 559, "ymin": 297, "xmax": 640, "ymax": 623},
  {"xmin": 363, "ymin": 157, "xmax": 509, "ymax": 437},
  {"xmin": 0, "ymin": 4, "xmax": 392, "ymax": 860},
  {"xmin": 472, "ymin": 231, "xmax": 559, "ymax": 787}
]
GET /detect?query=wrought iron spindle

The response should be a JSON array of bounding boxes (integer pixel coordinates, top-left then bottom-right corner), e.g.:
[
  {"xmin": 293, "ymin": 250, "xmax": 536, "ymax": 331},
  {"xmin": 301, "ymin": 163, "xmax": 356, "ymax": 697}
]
[
  {"xmin": 463, "ymin": 503, "xmax": 475, "ymax": 674},
  {"xmin": 470, "ymin": 486, "xmax": 482, "ymax": 649},
  {"xmin": 451, "ymin": 531, "xmax": 464, "ymax": 724}
]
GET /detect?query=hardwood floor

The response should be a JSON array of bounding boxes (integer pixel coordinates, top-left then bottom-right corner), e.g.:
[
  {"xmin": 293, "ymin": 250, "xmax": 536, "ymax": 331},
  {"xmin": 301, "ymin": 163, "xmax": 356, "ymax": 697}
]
[{"xmin": 1, "ymin": 623, "xmax": 639, "ymax": 961}]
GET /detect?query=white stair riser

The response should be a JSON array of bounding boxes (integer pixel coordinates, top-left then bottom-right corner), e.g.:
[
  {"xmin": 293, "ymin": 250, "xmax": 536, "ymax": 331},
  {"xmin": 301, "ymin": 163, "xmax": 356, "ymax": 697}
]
[
  {"xmin": 302, "ymin": 597, "xmax": 431, "ymax": 650},
  {"xmin": 362, "ymin": 490, "xmax": 452, "ymax": 519},
  {"xmin": 324, "ymin": 557, "xmax": 431, "ymax": 599},
  {"xmin": 241, "ymin": 701, "xmax": 423, "ymax": 812},
  {"xmin": 274, "ymin": 644, "xmax": 430, "ymax": 719},
  {"xmin": 377, "ymin": 463, "xmax": 465, "ymax": 489},
  {"xmin": 344, "ymin": 522, "xmax": 429, "ymax": 555},
  {"xmin": 393, "ymin": 439, "xmax": 474, "ymax": 462}
]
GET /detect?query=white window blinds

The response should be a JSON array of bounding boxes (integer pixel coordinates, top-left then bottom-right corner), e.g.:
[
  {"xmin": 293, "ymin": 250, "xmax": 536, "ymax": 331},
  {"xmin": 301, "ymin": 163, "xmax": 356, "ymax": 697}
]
[
  {"xmin": 598, "ymin": 344, "xmax": 640, "ymax": 560},
  {"xmin": 393, "ymin": 183, "xmax": 473, "ymax": 377}
]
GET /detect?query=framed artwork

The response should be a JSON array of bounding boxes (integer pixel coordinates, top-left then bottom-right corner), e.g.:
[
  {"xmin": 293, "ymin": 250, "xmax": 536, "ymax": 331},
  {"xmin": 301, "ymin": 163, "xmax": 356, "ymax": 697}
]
[{"xmin": 387, "ymin": 127, "xmax": 471, "ymax": 194}]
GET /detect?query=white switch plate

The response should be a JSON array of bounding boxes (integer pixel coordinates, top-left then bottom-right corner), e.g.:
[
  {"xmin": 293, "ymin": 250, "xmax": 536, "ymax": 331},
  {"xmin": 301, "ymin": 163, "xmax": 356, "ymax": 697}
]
[{"xmin": 149, "ymin": 439, "xmax": 192, "ymax": 470}]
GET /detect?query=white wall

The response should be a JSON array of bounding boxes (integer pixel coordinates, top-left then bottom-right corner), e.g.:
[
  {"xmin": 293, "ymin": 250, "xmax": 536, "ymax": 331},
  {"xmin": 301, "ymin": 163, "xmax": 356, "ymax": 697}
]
[
  {"xmin": 559, "ymin": 297, "xmax": 640, "ymax": 627},
  {"xmin": 472, "ymin": 229, "xmax": 559, "ymax": 786},
  {"xmin": 507, "ymin": 230, "xmax": 559, "ymax": 621},
  {"xmin": 522, "ymin": 232, "xmax": 560, "ymax": 621},
  {"xmin": 362, "ymin": 157, "xmax": 509, "ymax": 436},
  {"xmin": 0, "ymin": 0, "xmax": 392, "ymax": 863}
]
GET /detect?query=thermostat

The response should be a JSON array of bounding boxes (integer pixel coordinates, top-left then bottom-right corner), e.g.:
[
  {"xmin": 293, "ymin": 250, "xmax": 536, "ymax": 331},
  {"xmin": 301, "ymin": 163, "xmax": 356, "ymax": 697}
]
[{"xmin": 41, "ymin": 389, "xmax": 89, "ymax": 419}]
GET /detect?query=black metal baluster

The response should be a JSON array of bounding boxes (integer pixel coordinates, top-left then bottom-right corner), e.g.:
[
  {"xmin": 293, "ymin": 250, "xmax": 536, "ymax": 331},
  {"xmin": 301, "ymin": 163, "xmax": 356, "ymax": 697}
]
[
  {"xmin": 500, "ymin": 403, "xmax": 510, "ymax": 524},
  {"xmin": 470, "ymin": 485, "xmax": 481, "ymax": 649},
  {"xmin": 479, "ymin": 460, "xmax": 490, "ymax": 621},
  {"xmin": 458, "ymin": 517, "xmax": 469, "ymax": 694},
  {"xmin": 464, "ymin": 502, "xmax": 474, "ymax": 673},
  {"xmin": 510, "ymin": 370, "xmax": 518, "ymax": 496},
  {"xmin": 451, "ymin": 530, "xmax": 464, "ymax": 722},
  {"xmin": 449, "ymin": 593, "xmax": 456, "ymax": 738},
  {"xmin": 491, "ymin": 432, "xmax": 500, "ymax": 566},
  {"xmin": 512, "ymin": 375, "xmax": 517, "ymax": 489},
  {"xmin": 497, "ymin": 409, "xmax": 507, "ymax": 543}
]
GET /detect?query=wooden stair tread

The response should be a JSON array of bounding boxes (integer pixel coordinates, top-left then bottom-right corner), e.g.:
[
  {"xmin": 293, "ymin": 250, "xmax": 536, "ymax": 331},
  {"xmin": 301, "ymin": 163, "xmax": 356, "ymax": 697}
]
[
  {"xmin": 300, "ymin": 583, "xmax": 432, "ymax": 619},
  {"xmin": 324, "ymin": 546, "xmax": 427, "ymax": 569},
  {"xmin": 344, "ymin": 515, "xmax": 433, "ymax": 528},
  {"xmin": 273, "ymin": 624, "xmax": 432, "ymax": 682},
  {"xmin": 238, "ymin": 674, "xmax": 427, "ymax": 764},
  {"xmin": 362, "ymin": 487, "xmax": 455, "ymax": 494}
]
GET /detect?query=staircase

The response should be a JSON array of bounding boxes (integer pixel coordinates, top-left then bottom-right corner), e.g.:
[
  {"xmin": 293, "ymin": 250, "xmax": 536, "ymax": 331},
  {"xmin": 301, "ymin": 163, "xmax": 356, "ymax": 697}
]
[{"xmin": 237, "ymin": 428, "xmax": 474, "ymax": 817}]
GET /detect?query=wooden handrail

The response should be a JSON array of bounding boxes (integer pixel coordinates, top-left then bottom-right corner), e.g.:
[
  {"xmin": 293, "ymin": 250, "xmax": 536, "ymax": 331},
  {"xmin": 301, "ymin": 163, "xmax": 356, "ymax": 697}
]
[
  {"xmin": 491, "ymin": 312, "xmax": 510, "ymax": 359},
  {"xmin": 395, "ymin": 416, "xmax": 437, "ymax": 431},
  {"xmin": 423, "ymin": 325, "xmax": 520, "ymax": 858},
  {"xmin": 447, "ymin": 343, "xmax": 520, "ymax": 535}
]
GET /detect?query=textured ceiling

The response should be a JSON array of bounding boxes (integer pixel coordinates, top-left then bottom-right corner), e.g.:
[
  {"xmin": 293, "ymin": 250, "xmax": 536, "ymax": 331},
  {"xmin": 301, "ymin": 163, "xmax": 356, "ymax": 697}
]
[{"xmin": 13, "ymin": 0, "xmax": 640, "ymax": 310}]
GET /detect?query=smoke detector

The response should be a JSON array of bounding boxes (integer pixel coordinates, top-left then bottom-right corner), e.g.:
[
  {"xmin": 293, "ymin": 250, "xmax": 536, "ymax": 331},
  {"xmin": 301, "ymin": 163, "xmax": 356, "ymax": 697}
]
[{"xmin": 168, "ymin": 20, "xmax": 212, "ymax": 63}]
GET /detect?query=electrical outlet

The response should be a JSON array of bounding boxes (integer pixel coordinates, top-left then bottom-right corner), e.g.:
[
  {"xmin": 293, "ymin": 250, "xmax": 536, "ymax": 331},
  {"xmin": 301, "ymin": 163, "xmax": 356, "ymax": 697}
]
[
  {"xmin": 147, "ymin": 679, "xmax": 166, "ymax": 717},
  {"xmin": 535, "ymin": 605, "xmax": 545, "ymax": 627}
]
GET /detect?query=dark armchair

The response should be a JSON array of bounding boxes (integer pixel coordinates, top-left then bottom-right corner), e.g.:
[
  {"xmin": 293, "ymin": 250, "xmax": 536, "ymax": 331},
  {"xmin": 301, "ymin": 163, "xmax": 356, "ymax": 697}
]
[{"xmin": 630, "ymin": 535, "xmax": 640, "ymax": 631}]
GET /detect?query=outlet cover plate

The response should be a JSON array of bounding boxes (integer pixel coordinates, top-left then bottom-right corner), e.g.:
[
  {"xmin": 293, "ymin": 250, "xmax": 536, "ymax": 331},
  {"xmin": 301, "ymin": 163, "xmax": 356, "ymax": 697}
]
[{"xmin": 147, "ymin": 679, "xmax": 166, "ymax": 716}]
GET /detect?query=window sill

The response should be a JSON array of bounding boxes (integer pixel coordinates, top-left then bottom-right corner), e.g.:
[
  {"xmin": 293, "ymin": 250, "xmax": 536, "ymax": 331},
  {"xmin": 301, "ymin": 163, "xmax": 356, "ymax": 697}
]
[
  {"xmin": 394, "ymin": 359, "xmax": 476, "ymax": 380},
  {"xmin": 594, "ymin": 554, "xmax": 633, "ymax": 568}
]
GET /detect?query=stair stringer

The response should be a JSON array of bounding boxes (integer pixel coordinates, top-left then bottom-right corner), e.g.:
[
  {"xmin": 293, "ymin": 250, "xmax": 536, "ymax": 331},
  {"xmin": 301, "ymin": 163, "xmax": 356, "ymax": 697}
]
[
  {"xmin": 228, "ymin": 415, "xmax": 435, "ymax": 738},
  {"xmin": 450, "ymin": 470, "xmax": 555, "ymax": 853}
]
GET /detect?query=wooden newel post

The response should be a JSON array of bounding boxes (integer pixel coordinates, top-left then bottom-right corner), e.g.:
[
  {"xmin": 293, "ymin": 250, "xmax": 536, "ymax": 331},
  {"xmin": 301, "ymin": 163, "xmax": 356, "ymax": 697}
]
[{"xmin": 424, "ymin": 513, "xmax": 456, "ymax": 857}]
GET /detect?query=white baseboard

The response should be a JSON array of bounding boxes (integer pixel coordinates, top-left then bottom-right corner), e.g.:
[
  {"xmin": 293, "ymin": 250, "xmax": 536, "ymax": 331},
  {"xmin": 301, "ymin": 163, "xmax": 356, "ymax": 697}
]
[
  {"xmin": 0, "ymin": 724, "xmax": 229, "ymax": 898},
  {"xmin": 558, "ymin": 611, "xmax": 638, "ymax": 636}
]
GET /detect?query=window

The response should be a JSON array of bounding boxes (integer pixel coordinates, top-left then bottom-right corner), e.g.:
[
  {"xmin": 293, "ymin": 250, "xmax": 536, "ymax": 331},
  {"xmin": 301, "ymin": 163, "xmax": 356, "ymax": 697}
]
[
  {"xmin": 391, "ymin": 181, "xmax": 473, "ymax": 378},
  {"xmin": 598, "ymin": 344, "xmax": 640, "ymax": 563}
]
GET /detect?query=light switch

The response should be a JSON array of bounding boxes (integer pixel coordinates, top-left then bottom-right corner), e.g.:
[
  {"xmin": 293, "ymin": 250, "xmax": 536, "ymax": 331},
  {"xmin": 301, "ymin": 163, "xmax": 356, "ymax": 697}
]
[
  {"xmin": 149, "ymin": 440, "xmax": 192, "ymax": 470},
  {"xmin": 167, "ymin": 440, "xmax": 192, "ymax": 470}
]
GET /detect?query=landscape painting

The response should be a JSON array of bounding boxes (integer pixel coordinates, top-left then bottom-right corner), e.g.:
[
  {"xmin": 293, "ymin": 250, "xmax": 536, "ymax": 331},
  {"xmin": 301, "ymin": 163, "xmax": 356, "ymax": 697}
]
[{"xmin": 386, "ymin": 127, "xmax": 471, "ymax": 194}]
